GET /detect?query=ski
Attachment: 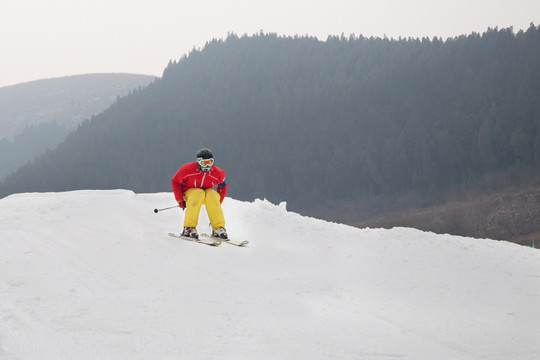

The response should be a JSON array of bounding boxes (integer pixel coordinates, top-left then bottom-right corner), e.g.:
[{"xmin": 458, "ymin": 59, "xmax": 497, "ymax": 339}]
[
  {"xmin": 167, "ymin": 232, "xmax": 221, "ymax": 246},
  {"xmin": 200, "ymin": 233, "xmax": 249, "ymax": 247}
]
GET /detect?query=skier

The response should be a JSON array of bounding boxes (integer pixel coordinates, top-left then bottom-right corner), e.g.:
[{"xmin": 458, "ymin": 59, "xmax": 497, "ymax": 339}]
[{"xmin": 171, "ymin": 148, "xmax": 228, "ymax": 239}]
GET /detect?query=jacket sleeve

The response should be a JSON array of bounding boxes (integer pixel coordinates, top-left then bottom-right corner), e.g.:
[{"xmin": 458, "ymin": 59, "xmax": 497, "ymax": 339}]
[
  {"xmin": 216, "ymin": 181, "xmax": 227, "ymax": 203},
  {"xmin": 171, "ymin": 165, "xmax": 187, "ymax": 203},
  {"xmin": 215, "ymin": 168, "xmax": 227, "ymax": 203}
]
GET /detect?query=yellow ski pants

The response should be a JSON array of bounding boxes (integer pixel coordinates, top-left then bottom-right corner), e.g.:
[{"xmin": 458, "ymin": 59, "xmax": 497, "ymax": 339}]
[{"xmin": 183, "ymin": 188, "xmax": 225, "ymax": 229}]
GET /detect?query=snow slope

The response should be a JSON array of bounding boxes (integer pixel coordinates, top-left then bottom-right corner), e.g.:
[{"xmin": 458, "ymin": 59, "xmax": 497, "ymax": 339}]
[{"xmin": 0, "ymin": 190, "xmax": 539, "ymax": 360}]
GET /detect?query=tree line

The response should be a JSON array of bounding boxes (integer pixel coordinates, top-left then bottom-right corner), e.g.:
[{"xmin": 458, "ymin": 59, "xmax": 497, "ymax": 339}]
[{"xmin": 1, "ymin": 25, "xmax": 539, "ymax": 218}]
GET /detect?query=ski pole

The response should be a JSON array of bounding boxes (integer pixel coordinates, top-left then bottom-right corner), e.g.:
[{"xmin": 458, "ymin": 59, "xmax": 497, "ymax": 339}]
[{"xmin": 154, "ymin": 205, "xmax": 178, "ymax": 213}]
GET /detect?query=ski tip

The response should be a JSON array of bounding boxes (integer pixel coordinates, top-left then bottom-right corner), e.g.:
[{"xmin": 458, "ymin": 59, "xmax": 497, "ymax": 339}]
[
  {"xmin": 229, "ymin": 240, "xmax": 248, "ymax": 246},
  {"xmin": 223, "ymin": 239, "xmax": 249, "ymax": 246}
]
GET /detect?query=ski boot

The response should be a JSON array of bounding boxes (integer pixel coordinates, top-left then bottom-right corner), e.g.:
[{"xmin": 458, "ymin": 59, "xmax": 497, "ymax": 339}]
[
  {"xmin": 181, "ymin": 227, "xmax": 199, "ymax": 239},
  {"xmin": 212, "ymin": 227, "xmax": 228, "ymax": 240}
]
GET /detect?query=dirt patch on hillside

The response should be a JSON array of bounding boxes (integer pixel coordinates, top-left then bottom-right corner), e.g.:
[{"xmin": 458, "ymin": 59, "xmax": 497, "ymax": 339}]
[{"xmin": 351, "ymin": 187, "xmax": 540, "ymax": 247}]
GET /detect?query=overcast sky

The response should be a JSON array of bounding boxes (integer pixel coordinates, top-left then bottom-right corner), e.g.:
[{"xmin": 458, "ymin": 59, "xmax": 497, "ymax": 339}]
[{"xmin": 1, "ymin": 0, "xmax": 538, "ymax": 88}]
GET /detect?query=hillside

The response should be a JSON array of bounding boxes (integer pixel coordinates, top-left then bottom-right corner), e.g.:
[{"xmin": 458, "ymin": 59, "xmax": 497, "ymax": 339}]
[
  {"xmin": 0, "ymin": 27, "xmax": 539, "ymax": 245},
  {"xmin": 0, "ymin": 73, "xmax": 156, "ymax": 181},
  {"xmin": 350, "ymin": 184, "xmax": 540, "ymax": 247},
  {"xmin": 0, "ymin": 190, "xmax": 539, "ymax": 359},
  {"xmin": 0, "ymin": 73, "xmax": 156, "ymax": 139}
]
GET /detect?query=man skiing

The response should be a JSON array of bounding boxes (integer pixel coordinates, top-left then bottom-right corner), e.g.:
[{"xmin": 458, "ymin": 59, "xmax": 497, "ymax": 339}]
[{"xmin": 171, "ymin": 148, "xmax": 228, "ymax": 240}]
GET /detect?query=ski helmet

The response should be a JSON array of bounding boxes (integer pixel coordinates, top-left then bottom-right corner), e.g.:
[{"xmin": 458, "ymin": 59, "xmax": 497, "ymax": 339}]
[{"xmin": 196, "ymin": 148, "xmax": 213, "ymax": 159}]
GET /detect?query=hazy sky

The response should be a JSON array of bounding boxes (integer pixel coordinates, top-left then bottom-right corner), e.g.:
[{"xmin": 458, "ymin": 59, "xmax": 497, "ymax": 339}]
[{"xmin": 1, "ymin": 0, "xmax": 538, "ymax": 88}]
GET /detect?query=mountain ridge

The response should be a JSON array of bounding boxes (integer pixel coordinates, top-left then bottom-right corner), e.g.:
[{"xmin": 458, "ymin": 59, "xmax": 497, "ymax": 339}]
[
  {"xmin": 0, "ymin": 73, "xmax": 156, "ymax": 181},
  {"xmin": 0, "ymin": 73, "xmax": 156, "ymax": 139}
]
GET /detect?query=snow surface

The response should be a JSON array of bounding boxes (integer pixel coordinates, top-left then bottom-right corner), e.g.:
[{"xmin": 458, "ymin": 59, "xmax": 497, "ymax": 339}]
[{"xmin": 1, "ymin": 189, "xmax": 539, "ymax": 360}]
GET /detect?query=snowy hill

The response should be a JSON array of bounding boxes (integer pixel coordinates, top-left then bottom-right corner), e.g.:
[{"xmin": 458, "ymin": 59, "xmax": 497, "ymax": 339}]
[{"xmin": 1, "ymin": 190, "xmax": 539, "ymax": 360}]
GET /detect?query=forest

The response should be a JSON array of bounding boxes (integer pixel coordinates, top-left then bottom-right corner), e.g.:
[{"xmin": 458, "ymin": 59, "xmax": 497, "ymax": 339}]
[{"xmin": 1, "ymin": 25, "xmax": 539, "ymax": 241}]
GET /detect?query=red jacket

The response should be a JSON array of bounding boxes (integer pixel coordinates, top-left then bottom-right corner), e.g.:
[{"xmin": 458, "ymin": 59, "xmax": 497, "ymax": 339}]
[{"xmin": 171, "ymin": 162, "xmax": 227, "ymax": 205}]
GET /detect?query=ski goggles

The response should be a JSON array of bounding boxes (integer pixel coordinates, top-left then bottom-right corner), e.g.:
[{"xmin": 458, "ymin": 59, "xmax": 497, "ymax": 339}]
[{"xmin": 197, "ymin": 158, "xmax": 214, "ymax": 167}]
